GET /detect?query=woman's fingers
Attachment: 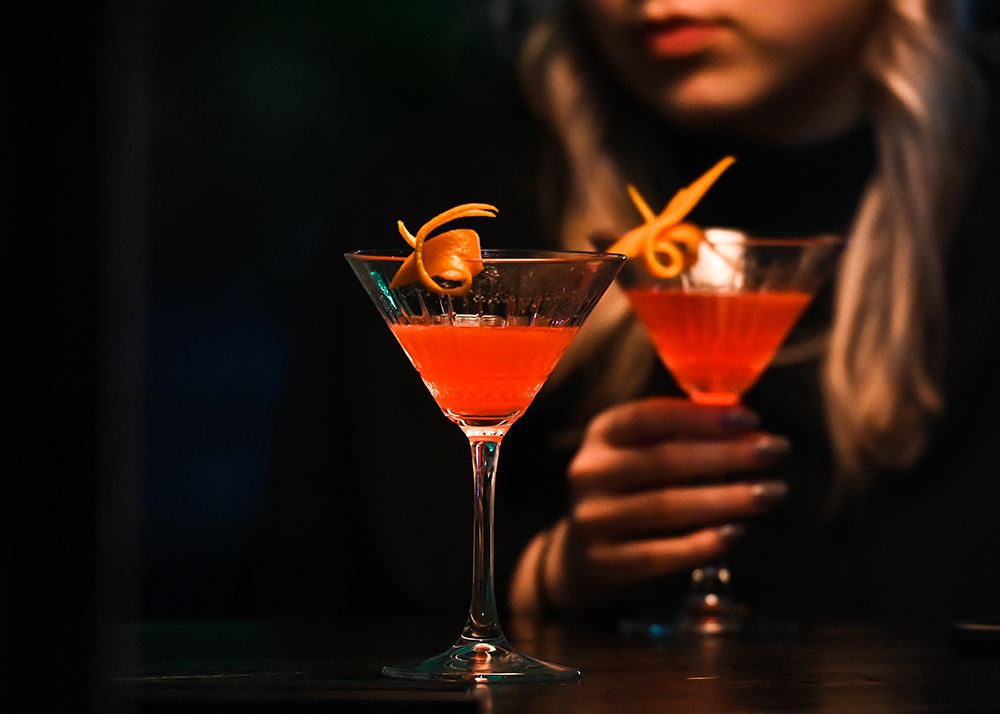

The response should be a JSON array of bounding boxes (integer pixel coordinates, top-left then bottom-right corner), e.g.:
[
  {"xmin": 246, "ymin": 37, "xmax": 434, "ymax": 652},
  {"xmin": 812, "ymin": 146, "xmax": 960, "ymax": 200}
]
[
  {"xmin": 574, "ymin": 479, "xmax": 789, "ymax": 541},
  {"xmin": 539, "ymin": 517, "xmax": 748, "ymax": 612},
  {"xmin": 569, "ymin": 396, "xmax": 788, "ymax": 495},
  {"xmin": 589, "ymin": 396, "xmax": 759, "ymax": 447},
  {"xmin": 527, "ymin": 396, "xmax": 795, "ymax": 613},
  {"xmin": 582, "ymin": 524, "xmax": 744, "ymax": 588},
  {"xmin": 568, "ymin": 524, "xmax": 745, "ymax": 594},
  {"xmin": 570, "ymin": 431, "xmax": 789, "ymax": 494}
]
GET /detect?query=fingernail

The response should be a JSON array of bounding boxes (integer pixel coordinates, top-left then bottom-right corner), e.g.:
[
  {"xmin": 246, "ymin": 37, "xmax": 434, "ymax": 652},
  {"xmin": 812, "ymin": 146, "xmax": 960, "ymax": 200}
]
[
  {"xmin": 717, "ymin": 523, "xmax": 747, "ymax": 546},
  {"xmin": 750, "ymin": 480, "xmax": 789, "ymax": 506},
  {"xmin": 754, "ymin": 435, "xmax": 790, "ymax": 459},
  {"xmin": 722, "ymin": 409, "xmax": 760, "ymax": 431}
]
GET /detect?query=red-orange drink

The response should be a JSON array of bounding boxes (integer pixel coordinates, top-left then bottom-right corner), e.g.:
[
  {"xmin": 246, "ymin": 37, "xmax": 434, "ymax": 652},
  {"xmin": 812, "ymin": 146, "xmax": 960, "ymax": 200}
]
[
  {"xmin": 626, "ymin": 288, "xmax": 811, "ymax": 405},
  {"xmin": 390, "ymin": 323, "xmax": 578, "ymax": 418}
]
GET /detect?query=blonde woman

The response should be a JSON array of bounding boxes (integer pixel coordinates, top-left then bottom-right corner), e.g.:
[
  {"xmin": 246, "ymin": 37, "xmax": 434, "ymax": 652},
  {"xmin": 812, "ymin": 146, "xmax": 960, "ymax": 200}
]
[
  {"xmin": 234, "ymin": 0, "xmax": 1000, "ymax": 627},
  {"xmin": 508, "ymin": 0, "xmax": 995, "ymax": 622}
]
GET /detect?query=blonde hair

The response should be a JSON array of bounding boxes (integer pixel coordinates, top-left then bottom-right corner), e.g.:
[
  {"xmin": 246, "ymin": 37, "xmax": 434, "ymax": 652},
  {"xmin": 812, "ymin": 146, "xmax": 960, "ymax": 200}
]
[
  {"xmin": 826, "ymin": 0, "xmax": 979, "ymax": 498},
  {"xmin": 520, "ymin": 0, "xmax": 981, "ymax": 499}
]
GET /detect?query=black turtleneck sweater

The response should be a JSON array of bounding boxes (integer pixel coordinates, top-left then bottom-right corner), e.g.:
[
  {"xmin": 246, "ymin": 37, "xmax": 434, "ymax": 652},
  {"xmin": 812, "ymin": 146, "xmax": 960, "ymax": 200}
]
[{"xmin": 224, "ymin": 50, "xmax": 1000, "ymax": 629}]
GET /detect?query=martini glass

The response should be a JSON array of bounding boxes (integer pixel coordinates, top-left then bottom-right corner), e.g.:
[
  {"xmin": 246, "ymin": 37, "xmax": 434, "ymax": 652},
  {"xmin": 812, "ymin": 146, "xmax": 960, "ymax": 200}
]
[
  {"xmin": 345, "ymin": 248, "xmax": 623, "ymax": 682},
  {"xmin": 615, "ymin": 229, "xmax": 844, "ymax": 635}
]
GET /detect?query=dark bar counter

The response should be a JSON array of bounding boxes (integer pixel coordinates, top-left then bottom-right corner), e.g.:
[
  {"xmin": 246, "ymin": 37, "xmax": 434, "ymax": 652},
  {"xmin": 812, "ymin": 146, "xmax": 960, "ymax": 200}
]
[{"xmin": 119, "ymin": 616, "xmax": 1000, "ymax": 712}]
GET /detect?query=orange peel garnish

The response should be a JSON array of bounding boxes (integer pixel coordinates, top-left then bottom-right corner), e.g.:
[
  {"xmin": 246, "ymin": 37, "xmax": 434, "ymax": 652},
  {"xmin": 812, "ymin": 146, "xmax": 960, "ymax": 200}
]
[
  {"xmin": 389, "ymin": 203, "xmax": 498, "ymax": 296},
  {"xmin": 609, "ymin": 156, "xmax": 735, "ymax": 278}
]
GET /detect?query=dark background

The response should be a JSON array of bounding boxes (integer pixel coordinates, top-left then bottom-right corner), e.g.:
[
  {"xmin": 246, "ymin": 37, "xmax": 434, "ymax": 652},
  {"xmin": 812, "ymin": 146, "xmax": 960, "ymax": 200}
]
[
  {"xmin": 141, "ymin": 0, "xmax": 517, "ymax": 622},
  {"xmin": 4, "ymin": 2, "xmax": 518, "ymax": 707}
]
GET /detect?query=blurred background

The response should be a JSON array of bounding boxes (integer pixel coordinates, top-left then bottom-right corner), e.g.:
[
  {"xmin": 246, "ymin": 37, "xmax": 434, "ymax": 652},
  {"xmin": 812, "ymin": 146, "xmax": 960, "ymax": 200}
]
[{"xmin": 139, "ymin": 0, "xmax": 999, "ymax": 621}]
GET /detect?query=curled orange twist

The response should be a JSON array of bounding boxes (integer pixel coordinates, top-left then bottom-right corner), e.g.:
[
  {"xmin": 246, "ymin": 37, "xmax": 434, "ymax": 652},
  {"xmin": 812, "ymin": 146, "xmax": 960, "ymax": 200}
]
[
  {"xmin": 609, "ymin": 156, "xmax": 735, "ymax": 278},
  {"xmin": 389, "ymin": 203, "xmax": 498, "ymax": 296}
]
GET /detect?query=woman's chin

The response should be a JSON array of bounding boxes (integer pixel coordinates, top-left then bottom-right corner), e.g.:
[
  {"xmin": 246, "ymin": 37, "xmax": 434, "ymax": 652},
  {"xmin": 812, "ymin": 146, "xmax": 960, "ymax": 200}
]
[{"xmin": 650, "ymin": 96, "xmax": 753, "ymax": 134}]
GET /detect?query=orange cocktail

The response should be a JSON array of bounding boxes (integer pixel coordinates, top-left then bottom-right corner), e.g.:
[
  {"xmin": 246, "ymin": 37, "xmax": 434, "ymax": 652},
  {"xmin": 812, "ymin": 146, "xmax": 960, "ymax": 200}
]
[
  {"xmin": 390, "ymin": 323, "xmax": 578, "ymax": 419},
  {"xmin": 626, "ymin": 288, "xmax": 810, "ymax": 405},
  {"xmin": 347, "ymin": 235, "xmax": 624, "ymax": 682},
  {"xmin": 614, "ymin": 224, "xmax": 843, "ymax": 636}
]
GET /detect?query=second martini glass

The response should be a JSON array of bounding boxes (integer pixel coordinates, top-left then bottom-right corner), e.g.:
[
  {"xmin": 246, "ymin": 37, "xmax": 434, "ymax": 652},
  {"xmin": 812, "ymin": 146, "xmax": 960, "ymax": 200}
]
[
  {"xmin": 616, "ymin": 228, "xmax": 844, "ymax": 635},
  {"xmin": 346, "ymin": 248, "xmax": 623, "ymax": 682}
]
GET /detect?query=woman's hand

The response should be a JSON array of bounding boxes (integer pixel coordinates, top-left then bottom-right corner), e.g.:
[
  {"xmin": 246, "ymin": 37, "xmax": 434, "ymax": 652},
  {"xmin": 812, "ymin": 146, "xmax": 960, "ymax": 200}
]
[{"xmin": 510, "ymin": 396, "xmax": 790, "ymax": 616}]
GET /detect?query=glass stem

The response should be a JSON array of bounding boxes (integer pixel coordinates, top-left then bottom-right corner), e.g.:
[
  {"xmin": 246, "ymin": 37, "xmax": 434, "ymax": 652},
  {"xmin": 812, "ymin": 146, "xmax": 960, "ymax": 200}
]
[{"xmin": 461, "ymin": 435, "xmax": 505, "ymax": 643}]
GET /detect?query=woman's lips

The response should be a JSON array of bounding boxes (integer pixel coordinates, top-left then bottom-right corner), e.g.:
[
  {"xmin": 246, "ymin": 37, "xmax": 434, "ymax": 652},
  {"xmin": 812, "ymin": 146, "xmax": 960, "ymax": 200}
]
[{"xmin": 641, "ymin": 19, "xmax": 722, "ymax": 58}]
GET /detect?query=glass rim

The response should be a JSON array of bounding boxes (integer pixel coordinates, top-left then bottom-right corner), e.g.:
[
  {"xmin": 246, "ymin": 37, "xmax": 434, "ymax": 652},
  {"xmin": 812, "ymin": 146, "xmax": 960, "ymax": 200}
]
[
  {"xmin": 344, "ymin": 248, "xmax": 626, "ymax": 263},
  {"xmin": 701, "ymin": 229, "xmax": 845, "ymax": 248}
]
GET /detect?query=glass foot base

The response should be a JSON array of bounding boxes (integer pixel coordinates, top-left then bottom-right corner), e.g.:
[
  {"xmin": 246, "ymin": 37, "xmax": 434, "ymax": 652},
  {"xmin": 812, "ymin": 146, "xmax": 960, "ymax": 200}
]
[
  {"xmin": 620, "ymin": 604, "xmax": 799, "ymax": 642},
  {"xmin": 625, "ymin": 562, "xmax": 748, "ymax": 636},
  {"xmin": 677, "ymin": 592, "xmax": 749, "ymax": 635},
  {"xmin": 383, "ymin": 637, "xmax": 580, "ymax": 683},
  {"xmin": 619, "ymin": 590, "xmax": 752, "ymax": 639}
]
